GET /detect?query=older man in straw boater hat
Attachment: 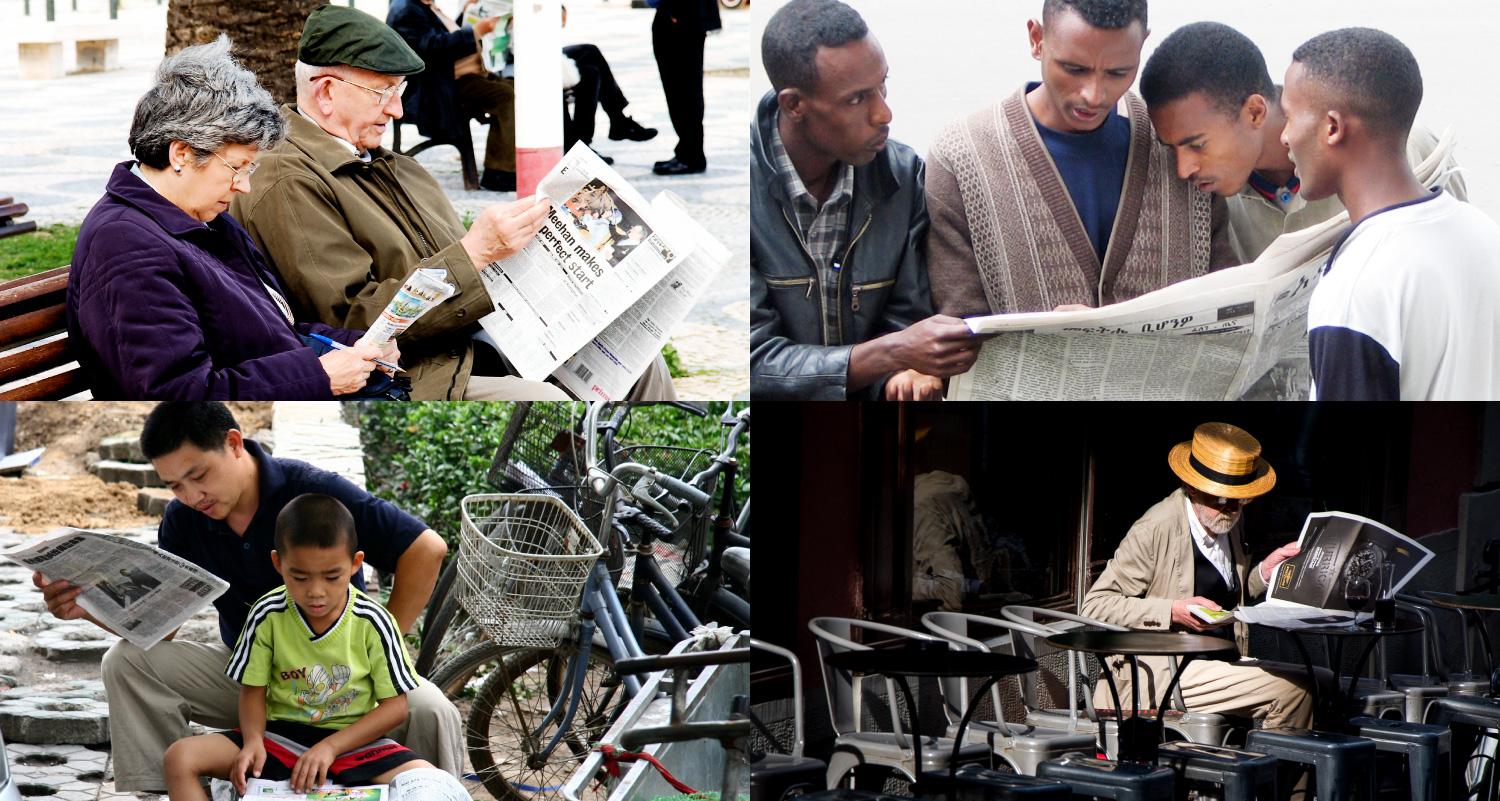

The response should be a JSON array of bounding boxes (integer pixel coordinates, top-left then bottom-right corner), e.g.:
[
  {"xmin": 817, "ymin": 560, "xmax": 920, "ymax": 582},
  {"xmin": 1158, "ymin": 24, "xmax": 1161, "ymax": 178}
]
[{"xmin": 1082, "ymin": 422, "xmax": 1319, "ymax": 729}]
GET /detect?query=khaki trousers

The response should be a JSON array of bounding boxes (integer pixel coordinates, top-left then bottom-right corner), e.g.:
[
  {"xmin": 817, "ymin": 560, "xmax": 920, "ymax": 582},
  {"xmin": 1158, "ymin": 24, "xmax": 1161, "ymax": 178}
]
[
  {"xmin": 1096, "ymin": 658, "xmax": 1328, "ymax": 730},
  {"xmin": 102, "ymin": 640, "xmax": 462, "ymax": 793},
  {"xmin": 464, "ymin": 352, "xmax": 678, "ymax": 401}
]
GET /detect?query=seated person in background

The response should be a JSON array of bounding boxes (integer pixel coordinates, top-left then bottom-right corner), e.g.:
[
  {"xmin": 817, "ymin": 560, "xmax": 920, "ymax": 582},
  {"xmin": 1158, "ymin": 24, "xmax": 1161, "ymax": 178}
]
[
  {"xmin": 925, "ymin": 0, "xmax": 1235, "ymax": 319},
  {"xmin": 163, "ymin": 494, "xmax": 459, "ymax": 799},
  {"xmin": 233, "ymin": 6, "xmax": 677, "ymax": 400},
  {"xmin": 752, "ymin": 0, "xmax": 979, "ymax": 400},
  {"xmin": 1283, "ymin": 28, "xmax": 1500, "ymax": 400},
  {"xmin": 387, "ymin": 0, "xmax": 517, "ymax": 191},
  {"xmin": 563, "ymin": 4, "xmax": 658, "ymax": 163},
  {"xmin": 66, "ymin": 35, "xmax": 391, "ymax": 400},
  {"xmin": 1141, "ymin": 21, "xmax": 1467, "ymax": 264}
]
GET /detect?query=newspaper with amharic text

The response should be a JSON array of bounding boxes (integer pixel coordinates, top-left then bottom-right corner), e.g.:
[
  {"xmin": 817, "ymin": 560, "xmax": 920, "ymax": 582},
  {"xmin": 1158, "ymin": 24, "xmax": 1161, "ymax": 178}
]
[{"xmin": 947, "ymin": 128, "xmax": 1460, "ymax": 401}]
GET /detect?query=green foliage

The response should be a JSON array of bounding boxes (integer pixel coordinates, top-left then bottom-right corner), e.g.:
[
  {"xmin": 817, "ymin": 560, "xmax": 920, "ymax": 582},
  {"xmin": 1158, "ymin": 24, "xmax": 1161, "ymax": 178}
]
[
  {"xmin": 661, "ymin": 342, "xmax": 686, "ymax": 377},
  {"xmin": 358, "ymin": 402, "xmax": 749, "ymax": 553},
  {"xmin": 0, "ymin": 224, "xmax": 79, "ymax": 281}
]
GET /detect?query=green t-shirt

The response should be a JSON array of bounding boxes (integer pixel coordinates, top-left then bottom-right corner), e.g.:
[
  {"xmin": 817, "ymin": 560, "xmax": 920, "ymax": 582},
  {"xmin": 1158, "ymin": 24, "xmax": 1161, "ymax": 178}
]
[{"xmin": 226, "ymin": 585, "xmax": 419, "ymax": 730}]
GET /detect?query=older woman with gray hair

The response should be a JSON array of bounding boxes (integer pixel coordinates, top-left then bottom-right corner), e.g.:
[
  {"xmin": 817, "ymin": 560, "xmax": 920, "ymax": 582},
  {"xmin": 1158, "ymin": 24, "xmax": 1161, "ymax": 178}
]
[{"xmin": 66, "ymin": 35, "xmax": 397, "ymax": 399}]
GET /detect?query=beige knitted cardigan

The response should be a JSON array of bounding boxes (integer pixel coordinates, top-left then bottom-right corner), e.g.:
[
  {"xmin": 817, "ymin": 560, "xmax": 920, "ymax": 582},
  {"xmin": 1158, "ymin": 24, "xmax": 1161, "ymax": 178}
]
[{"xmin": 926, "ymin": 87, "xmax": 1226, "ymax": 317}]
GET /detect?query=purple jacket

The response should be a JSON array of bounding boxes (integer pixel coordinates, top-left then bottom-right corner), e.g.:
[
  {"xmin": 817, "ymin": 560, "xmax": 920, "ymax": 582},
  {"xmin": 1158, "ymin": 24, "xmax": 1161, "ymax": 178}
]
[{"xmin": 66, "ymin": 162, "xmax": 362, "ymax": 399}]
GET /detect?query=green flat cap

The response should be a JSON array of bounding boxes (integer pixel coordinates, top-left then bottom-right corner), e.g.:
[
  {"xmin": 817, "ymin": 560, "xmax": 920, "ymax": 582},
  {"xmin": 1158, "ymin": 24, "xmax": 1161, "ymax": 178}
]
[{"xmin": 299, "ymin": 5, "xmax": 426, "ymax": 76}]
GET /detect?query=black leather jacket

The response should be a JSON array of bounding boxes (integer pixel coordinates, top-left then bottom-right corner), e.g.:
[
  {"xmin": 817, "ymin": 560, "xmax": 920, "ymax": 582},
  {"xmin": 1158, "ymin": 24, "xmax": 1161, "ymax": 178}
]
[{"xmin": 750, "ymin": 91, "xmax": 933, "ymax": 400}]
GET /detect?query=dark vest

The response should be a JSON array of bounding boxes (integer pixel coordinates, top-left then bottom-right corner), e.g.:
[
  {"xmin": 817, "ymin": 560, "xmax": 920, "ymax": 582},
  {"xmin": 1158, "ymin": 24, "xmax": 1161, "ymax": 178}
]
[{"xmin": 1192, "ymin": 538, "xmax": 1239, "ymax": 611}]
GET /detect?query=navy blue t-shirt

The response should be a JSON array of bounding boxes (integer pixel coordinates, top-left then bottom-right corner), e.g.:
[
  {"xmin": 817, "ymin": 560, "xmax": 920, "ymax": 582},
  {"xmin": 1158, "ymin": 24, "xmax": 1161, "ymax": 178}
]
[
  {"xmin": 1030, "ymin": 84, "xmax": 1131, "ymax": 262},
  {"xmin": 157, "ymin": 439, "xmax": 428, "ymax": 647}
]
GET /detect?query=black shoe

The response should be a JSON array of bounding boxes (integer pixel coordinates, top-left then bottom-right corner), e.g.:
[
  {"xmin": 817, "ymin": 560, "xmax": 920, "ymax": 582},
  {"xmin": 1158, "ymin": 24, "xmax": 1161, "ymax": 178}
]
[
  {"xmin": 608, "ymin": 116, "xmax": 658, "ymax": 142},
  {"xmin": 652, "ymin": 158, "xmax": 706, "ymax": 176},
  {"xmin": 479, "ymin": 169, "xmax": 516, "ymax": 192},
  {"xmin": 587, "ymin": 145, "xmax": 614, "ymax": 165}
]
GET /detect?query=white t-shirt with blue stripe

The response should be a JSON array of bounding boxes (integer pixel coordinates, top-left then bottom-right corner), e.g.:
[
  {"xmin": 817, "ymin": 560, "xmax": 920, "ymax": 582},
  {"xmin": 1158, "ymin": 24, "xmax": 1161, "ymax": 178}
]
[{"xmin": 1308, "ymin": 190, "xmax": 1500, "ymax": 400}]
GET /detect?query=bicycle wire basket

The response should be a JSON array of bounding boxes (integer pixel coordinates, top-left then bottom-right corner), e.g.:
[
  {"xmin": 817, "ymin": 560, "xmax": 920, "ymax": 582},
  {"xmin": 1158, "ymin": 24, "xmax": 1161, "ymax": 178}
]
[
  {"xmin": 611, "ymin": 444, "xmax": 716, "ymax": 588},
  {"xmin": 485, "ymin": 402, "xmax": 585, "ymax": 492},
  {"xmin": 456, "ymin": 493, "xmax": 603, "ymax": 648}
]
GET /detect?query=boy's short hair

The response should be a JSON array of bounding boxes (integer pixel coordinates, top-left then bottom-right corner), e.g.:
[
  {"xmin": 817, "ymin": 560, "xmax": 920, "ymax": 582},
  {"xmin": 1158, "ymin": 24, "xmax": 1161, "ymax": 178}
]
[
  {"xmin": 274, "ymin": 493, "xmax": 358, "ymax": 557},
  {"xmin": 1292, "ymin": 27, "xmax": 1423, "ymax": 142},
  {"xmin": 1141, "ymin": 21, "xmax": 1277, "ymax": 116},
  {"xmin": 761, "ymin": 0, "xmax": 869, "ymax": 93},
  {"xmin": 1043, "ymin": 0, "xmax": 1148, "ymax": 31},
  {"xmin": 140, "ymin": 402, "xmax": 240, "ymax": 460}
]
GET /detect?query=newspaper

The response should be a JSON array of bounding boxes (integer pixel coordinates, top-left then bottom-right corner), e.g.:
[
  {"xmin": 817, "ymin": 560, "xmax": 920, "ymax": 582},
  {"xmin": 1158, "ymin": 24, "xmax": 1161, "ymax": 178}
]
[
  {"xmin": 477, "ymin": 143, "xmax": 731, "ymax": 399},
  {"xmin": 1233, "ymin": 511, "xmax": 1435, "ymax": 628},
  {"xmin": 3, "ymin": 528, "xmax": 228, "ymax": 650},
  {"xmin": 462, "ymin": 0, "xmax": 512, "ymax": 73},
  {"xmin": 355, "ymin": 268, "xmax": 457, "ymax": 350},
  {"xmin": 947, "ymin": 128, "xmax": 1460, "ymax": 401}
]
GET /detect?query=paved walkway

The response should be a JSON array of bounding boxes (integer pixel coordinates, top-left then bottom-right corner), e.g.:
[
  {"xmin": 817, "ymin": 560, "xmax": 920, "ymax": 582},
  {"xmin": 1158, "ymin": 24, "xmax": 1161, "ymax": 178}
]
[{"xmin": 0, "ymin": 0, "xmax": 748, "ymax": 399}]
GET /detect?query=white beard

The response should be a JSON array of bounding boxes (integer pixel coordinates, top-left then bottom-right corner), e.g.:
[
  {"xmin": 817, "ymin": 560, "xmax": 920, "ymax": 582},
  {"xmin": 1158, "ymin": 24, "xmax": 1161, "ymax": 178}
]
[{"xmin": 1195, "ymin": 505, "xmax": 1240, "ymax": 535}]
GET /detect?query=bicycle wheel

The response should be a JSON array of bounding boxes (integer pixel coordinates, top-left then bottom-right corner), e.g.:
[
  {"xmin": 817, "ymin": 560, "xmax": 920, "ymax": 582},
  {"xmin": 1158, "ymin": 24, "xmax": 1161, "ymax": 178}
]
[
  {"xmin": 466, "ymin": 631, "xmax": 674, "ymax": 801},
  {"xmin": 416, "ymin": 587, "xmax": 487, "ymax": 679},
  {"xmin": 428, "ymin": 641, "xmax": 529, "ymax": 698}
]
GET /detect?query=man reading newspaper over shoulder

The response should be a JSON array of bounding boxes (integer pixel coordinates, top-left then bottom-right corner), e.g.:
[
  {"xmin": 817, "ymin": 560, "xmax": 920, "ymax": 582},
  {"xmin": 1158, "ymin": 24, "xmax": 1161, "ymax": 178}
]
[{"xmin": 1081, "ymin": 422, "xmax": 1325, "ymax": 731}]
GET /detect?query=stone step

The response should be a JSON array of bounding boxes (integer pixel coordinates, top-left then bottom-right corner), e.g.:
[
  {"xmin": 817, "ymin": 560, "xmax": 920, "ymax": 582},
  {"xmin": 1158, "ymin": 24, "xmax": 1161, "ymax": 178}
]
[
  {"xmin": 0, "ymin": 680, "xmax": 110, "ymax": 745},
  {"xmin": 137, "ymin": 488, "xmax": 173, "ymax": 516},
  {"xmin": 97, "ymin": 432, "xmax": 144, "ymax": 463},
  {"xmin": 90, "ymin": 460, "xmax": 161, "ymax": 488}
]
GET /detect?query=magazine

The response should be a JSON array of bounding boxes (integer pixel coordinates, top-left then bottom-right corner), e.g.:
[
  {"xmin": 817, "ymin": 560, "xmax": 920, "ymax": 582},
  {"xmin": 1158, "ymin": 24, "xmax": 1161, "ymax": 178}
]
[
  {"xmin": 477, "ymin": 143, "xmax": 732, "ymax": 399},
  {"xmin": 3, "ymin": 528, "xmax": 228, "ymax": 650},
  {"xmin": 1232, "ymin": 511, "xmax": 1435, "ymax": 628},
  {"xmin": 462, "ymin": 0, "xmax": 512, "ymax": 73},
  {"xmin": 242, "ymin": 780, "xmax": 385, "ymax": 801}
]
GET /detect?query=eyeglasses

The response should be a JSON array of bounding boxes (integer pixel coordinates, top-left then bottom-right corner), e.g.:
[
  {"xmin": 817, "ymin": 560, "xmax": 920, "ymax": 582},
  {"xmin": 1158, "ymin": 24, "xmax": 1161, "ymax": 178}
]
[
  {"xmin": 1190, "ymin": 488, "xmax": 1253, "ymax": 510},
  {"xmin": 211, "ymin": 151, "xmax": 259, "ymax": 186},
  {"xmin": 321, "ymin": 74, "xmax": 407, "ymax": 107}
]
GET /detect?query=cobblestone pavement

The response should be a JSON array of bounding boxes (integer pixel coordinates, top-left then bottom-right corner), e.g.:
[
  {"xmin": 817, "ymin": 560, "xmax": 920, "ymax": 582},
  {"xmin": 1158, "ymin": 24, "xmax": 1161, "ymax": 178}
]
[{"xmin": 0, "ymin": 0, "xmax": 749, "ymax": 399}]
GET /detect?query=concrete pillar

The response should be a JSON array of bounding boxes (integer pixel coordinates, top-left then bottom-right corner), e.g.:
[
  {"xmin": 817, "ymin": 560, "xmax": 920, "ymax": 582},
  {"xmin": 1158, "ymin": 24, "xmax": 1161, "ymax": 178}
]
[{"xmin": 514, "ymin": 0, "xmax": 564, "ymax": 195}]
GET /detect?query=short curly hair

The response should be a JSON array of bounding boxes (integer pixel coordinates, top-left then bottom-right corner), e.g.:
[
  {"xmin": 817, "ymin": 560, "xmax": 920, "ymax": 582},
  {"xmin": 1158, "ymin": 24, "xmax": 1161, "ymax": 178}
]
[
  {"xmin": 1043, "ymin": 0, "xmax": 1147, "ymax": 30},
  {"xmin": 761, "ymin": 0, "xmax": 869, "ymax": 93},
  {"xmin": 1292, "ymin": 27, "xmax": 1422, "ymax": 141},
  {"xmin": 1141, "ymin": 22, "xmax": 1276, "ymax": 117},
  {"xmin": 128, "ymin": 34, "xmax": 286, "ymax": 169}
]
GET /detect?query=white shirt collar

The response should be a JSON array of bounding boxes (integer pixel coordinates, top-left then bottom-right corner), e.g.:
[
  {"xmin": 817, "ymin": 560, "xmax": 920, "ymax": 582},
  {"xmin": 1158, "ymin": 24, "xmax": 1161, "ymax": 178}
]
[
  {"xmin": 298, "ymin": 107, "xmax": 372, "ymax": 163},
  {"xmin": 1184, "ymin": 495, "xmax": 1237, "ymax": 590}
]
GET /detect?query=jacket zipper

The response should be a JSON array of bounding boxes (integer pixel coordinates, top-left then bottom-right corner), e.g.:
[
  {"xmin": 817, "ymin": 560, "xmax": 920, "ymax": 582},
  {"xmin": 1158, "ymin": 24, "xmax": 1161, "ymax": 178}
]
[
  {"xmin": 850, "ymin": 278, "xmax": 895, "ymax": 313},
  {"xmin": 780, "ymin": 207, "xmax": 830, "ymax": 342},
  {"xmin": 836, "ymin": 213, "xmax": 875, "ymax": 330}
]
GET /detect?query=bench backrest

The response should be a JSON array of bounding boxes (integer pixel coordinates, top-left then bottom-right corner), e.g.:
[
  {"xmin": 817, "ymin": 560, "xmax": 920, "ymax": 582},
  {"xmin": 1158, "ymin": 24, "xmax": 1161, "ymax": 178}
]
[{"xmin": 0, "ymin": 266, "xmax": 89, "ymax": 399}]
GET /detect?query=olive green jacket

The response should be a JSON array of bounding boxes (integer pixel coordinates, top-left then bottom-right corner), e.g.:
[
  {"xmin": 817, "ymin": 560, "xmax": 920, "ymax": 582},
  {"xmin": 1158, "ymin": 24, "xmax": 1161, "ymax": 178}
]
[
  {"xmin": 1080, "ymin": 488, "xmax": 1268, "ymax": 706},
  {"xmin": 231, "ymin": 106, "xmax": 494, "ymax": 399}
]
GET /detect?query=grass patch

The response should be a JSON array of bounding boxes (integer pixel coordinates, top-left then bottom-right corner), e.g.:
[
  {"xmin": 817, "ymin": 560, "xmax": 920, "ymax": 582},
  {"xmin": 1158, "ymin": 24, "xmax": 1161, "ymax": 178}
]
[
  {"xmin": 0, "ymin": 224, "xmax": 78, "ymax": 282},
  {"xmin": 662, "ymin": 341, "xmax": 688, "ymax": 377}
]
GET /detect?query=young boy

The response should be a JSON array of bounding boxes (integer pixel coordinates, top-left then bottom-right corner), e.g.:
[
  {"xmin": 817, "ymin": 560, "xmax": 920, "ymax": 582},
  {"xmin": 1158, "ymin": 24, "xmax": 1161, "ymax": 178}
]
[{"xmin": 163, "ymin": 493, "xmax": 434, "ymax": 799}]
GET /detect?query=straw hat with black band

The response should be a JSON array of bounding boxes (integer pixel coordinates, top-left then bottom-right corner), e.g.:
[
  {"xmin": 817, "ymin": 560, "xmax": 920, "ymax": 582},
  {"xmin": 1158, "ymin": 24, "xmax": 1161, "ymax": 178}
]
[{"xmin": 1167, "ymin": 422, "xmax": 1276, "ymax": 500}]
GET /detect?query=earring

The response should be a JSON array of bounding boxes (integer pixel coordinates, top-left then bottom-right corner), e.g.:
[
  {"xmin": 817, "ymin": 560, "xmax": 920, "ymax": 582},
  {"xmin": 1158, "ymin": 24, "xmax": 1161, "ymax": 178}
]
[{"xmin": 173, "ymin": 165, "xmax": 182, "ymax": 174}]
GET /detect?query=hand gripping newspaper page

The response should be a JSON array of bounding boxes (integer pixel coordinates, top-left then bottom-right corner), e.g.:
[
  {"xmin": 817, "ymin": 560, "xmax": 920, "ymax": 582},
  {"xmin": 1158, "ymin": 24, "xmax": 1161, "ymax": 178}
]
[
  {"xmin": 3, "ymin": 528, "xmax": 228, "ymax": 650},
  {"xmin": 947, "ymin": 128, "xmax": 1460, "ymax": 401},
  {"xmin": 1230, "ymin": 511, "xmax": 1435, "ymax": 629},
  {"xmin": 476, "ymin": 143, "xmax": 731, "ymax": 399}
]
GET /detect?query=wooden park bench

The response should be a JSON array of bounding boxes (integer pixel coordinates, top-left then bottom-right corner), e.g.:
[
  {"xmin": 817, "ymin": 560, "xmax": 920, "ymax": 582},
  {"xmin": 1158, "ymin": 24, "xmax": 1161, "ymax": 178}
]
[
  {"xmin": 0, "ymin": 197, "xmax": 37, "ymax": 240},
  {"xmin": 0, "ymin": 266, "xmax": 89, "ymax": 399}
]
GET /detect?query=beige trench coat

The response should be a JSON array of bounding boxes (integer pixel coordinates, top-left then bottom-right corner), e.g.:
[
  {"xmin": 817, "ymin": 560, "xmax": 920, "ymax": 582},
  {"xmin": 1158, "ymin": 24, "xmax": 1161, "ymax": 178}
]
[{"xmin": 1080, "ymin": 488, "xmax": 1268, "ymax": 709}]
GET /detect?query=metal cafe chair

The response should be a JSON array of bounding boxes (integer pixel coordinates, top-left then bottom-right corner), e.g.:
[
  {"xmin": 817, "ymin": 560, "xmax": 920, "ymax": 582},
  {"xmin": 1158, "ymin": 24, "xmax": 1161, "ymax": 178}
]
[
  {"xmin": 808, "ymin": 617, "xmax": 990, "ymax": 791},
  {"xmin": 920, "ymin": 611, "xmax": 1097, "ymax": 775}
]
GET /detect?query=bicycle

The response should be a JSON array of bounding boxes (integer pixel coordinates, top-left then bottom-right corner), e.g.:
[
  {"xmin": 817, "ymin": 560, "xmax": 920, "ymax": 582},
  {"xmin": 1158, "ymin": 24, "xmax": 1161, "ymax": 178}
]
[{"xmin": 431, "ymin": 402, "xmax": 750, "ymax": 801}]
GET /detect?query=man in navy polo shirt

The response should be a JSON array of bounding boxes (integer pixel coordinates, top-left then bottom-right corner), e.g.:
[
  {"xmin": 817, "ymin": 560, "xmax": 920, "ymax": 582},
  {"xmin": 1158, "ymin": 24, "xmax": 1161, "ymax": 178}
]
[{"xmin": 31, "ymin": 402, "xmax": 460, "ymax": 794}]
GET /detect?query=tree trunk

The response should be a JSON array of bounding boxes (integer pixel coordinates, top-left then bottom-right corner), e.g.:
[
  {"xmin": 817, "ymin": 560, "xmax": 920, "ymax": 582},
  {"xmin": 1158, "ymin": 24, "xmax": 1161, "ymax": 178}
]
[{"xmin": 164, "ymin": 0, "xmax": 325, "ymax": 105}]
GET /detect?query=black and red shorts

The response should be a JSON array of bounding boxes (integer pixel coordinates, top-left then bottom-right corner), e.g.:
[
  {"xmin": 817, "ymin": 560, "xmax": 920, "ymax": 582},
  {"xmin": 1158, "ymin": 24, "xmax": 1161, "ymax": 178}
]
[{"xmin": 221, "ymin": 720, "xmax": 425, "ymax": 785}]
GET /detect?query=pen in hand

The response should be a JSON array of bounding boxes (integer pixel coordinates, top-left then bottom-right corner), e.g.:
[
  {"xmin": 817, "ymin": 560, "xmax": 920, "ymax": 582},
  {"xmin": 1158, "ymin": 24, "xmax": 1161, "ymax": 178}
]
[{"xmin": 308, "ymin": 333, "xmax": 403, "ymax": 373}]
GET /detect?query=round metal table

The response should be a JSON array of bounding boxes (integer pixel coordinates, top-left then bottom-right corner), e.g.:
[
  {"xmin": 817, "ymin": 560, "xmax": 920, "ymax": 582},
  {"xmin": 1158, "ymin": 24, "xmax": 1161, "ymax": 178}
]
[
  {"xmin": 1250, "ymin": 618, "xmax": 1424, "ymax": 723},
  {"xmin": 1424, "ymin": 592, "xmax": 1500, "ymax": 693},
  {"xmin": 1045, "ymin": 630, "xmax": 1237, "ymax": 763},
  {"xmin": 825, "ymin": 645, "xmax": 1037, "ymax": 796}
]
